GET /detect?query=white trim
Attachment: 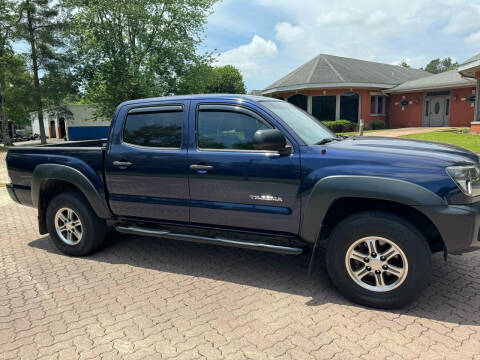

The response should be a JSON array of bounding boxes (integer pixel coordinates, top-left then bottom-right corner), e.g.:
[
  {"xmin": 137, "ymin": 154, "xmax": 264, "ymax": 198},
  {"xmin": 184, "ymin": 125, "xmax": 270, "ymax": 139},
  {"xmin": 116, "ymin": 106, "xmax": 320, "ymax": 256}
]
[
  {"xmin": 358, "ymin": 94, "xmax": 362, "ymax": 123},
  {"xmin": 386, "ymin": 82, "xmax": 475, "ymax": 94},
  {"xmin": 475, "ymin": 79, "xmax": 480, "ymax": 122},
  {"xmin": 458, "ymin": 59, "xmax": 480, "ymax": 78},
  {"xmin": 335, "ymin": 94, "xmax": 340, "ymax": 120},
  {"xmin": 262, "ymin": 82, "xmax": 396, "ymax": 95},
  {"xmin": 307, "ymin": 96, "xmax": 312, "ymax": 114}
]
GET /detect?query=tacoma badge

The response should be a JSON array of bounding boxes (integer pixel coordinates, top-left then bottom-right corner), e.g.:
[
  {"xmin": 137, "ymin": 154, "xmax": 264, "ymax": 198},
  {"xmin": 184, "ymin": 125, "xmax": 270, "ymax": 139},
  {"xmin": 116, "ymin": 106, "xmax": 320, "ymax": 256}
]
[{"xmin": 249, "ymin": 195, "xmax": 283, "ymax": 202}]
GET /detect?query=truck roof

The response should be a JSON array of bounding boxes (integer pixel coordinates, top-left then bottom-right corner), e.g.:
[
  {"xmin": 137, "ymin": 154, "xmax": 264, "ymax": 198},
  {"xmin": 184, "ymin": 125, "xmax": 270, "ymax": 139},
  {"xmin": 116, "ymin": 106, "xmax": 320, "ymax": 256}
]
[{"xmin": 118, "ymin": 94, "xmax": 281, "ymax": 107}]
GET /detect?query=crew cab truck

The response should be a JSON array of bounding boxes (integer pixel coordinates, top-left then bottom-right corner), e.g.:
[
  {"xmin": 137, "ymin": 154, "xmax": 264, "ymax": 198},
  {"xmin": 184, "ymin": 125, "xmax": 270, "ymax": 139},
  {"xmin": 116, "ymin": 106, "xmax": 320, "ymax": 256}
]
[{"xmin": 6, "ymin": 95, "xmax": 480, "ymax": 309}]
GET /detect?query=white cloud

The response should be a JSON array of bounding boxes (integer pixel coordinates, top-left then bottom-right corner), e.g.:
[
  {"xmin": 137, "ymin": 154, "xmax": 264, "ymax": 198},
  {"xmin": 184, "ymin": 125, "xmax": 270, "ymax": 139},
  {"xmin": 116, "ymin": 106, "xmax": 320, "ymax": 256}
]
[
  {"xmin": 216, "ymin": 35, "xmax": 278, "ymax": 85},
  {"xmin": 205, "ymin": 0, "xmax": 480, "ymax": 90},
  {"xmin": 464, "ymin": 31, "xmax": 480, "ymax": 47},
  {"xmin": 443, "ymin": 5, "xmax": 480, "ymax": 35},
  {"xmin": 274, "ymin": 22, "xmax": 305, "ymax": 43}
]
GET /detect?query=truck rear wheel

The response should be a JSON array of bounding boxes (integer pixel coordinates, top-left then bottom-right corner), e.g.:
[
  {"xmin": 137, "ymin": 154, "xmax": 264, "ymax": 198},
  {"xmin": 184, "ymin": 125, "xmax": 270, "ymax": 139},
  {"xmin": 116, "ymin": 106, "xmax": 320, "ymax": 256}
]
[
  {"xmin": 326, "ymin": 211, "xmax": 431, "ymax": 309},
  {"xmin": 46, "ymin": 191, "xmax": 106, "ymax": 256}
]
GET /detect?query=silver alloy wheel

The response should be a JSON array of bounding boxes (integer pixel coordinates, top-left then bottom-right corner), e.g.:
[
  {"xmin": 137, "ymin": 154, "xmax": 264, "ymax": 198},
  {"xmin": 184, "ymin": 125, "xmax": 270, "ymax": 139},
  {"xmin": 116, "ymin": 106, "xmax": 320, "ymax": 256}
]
[
  {"xmin": 54, "ymin": 207, "xmax": 83, "ymax": 246},
  {"xmin": 345, "ymin": 236, "xmax": 408, "ymax": 292}
]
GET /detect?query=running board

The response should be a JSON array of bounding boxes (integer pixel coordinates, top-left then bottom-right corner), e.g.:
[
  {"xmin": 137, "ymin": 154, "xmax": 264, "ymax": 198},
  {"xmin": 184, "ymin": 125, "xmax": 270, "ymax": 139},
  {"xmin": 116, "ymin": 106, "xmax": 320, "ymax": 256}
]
[{"xmin": 115, "ymin": 225, "xmax": 304, "ymax": 255}]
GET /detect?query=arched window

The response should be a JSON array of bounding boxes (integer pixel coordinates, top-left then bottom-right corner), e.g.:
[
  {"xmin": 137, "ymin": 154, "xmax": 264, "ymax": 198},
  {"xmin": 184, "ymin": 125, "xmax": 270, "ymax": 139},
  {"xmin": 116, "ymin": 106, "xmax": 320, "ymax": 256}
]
[{"xmin": 287, "ymin": 94, "xmax": 308, "ymax": 112}]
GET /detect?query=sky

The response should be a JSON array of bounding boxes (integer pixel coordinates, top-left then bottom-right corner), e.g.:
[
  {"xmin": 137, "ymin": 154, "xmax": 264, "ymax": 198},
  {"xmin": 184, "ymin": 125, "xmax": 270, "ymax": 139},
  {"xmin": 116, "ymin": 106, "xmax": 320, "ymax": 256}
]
[{"xmin": 201, "ymin": 0, "xmax": 480, "ymax": 91}]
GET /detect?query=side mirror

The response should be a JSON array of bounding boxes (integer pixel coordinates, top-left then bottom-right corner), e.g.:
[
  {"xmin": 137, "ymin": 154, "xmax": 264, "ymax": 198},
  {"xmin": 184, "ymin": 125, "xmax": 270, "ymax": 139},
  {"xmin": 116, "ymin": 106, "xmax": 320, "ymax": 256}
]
[{"xmin": 253, "ymin": 129, "xmax": 290, "ymax": 154}]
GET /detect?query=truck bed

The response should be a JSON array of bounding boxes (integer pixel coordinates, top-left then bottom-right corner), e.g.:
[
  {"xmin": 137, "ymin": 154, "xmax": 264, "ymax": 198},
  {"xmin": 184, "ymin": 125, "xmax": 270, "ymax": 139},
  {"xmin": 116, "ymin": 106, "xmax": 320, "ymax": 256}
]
[{"xmin": 6, "ymin": 139, "xmax": 107, "ymax": 207}]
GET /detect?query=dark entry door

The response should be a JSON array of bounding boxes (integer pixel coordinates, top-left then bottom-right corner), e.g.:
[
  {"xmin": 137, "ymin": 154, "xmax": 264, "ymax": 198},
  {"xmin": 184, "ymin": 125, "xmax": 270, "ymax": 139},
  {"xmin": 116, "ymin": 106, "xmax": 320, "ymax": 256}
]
[{"xmin": 49, "ymin": 121, "xmax": 56, "ymax": 138}]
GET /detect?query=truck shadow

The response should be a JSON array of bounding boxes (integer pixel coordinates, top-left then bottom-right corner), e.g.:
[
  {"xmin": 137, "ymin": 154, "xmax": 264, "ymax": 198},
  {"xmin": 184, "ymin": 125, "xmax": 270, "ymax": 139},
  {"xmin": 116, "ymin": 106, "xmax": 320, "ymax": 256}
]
[{"xmin": 29, "ymin": 233, "xmax": 480, "ymax": 326}]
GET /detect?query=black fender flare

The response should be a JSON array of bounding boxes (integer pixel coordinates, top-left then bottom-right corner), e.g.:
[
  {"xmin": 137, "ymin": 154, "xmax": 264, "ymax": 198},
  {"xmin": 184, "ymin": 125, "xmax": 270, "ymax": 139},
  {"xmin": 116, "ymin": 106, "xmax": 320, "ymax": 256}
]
[
  {"xmin": 300, "ymin": 175, "xmax": 445, "ymax": 244},
  {"xmin": 32, "ymin": 164, "xmax": 111, "ymax": 219}
]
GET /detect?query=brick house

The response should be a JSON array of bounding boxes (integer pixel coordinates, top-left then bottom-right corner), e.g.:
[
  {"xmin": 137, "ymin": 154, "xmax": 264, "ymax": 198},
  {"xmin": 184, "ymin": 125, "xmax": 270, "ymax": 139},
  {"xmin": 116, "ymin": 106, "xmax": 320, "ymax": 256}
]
[{"xmin": 262, "ymin": 53, "xmax": 479, "ymax": 130}]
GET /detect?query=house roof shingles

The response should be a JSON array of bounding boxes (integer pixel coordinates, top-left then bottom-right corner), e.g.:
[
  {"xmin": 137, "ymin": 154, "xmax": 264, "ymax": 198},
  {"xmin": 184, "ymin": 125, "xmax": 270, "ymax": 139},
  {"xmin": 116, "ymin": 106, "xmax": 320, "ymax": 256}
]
[
  {"xmin": 460, "ymin": 53, "xmax": 480, "ymax": 66},
  {"xmin": 387, "ymin": 70, "xmax": 476, "ymax": 93},
  {"xmin": 263, "ymin": 54, "xmax": 430, "ymax": 94}
]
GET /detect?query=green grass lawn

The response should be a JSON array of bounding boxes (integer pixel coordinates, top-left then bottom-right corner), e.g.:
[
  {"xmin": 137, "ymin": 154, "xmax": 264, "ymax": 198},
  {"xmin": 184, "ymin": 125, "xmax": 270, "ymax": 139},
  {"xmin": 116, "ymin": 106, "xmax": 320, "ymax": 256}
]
[
  {"xmin": 401, "ymin": 131, "xmax": 480, "ymax": 153},
  {"xmin": 338, "ymin": 130, "xmax": 375, "ymax": 136}
]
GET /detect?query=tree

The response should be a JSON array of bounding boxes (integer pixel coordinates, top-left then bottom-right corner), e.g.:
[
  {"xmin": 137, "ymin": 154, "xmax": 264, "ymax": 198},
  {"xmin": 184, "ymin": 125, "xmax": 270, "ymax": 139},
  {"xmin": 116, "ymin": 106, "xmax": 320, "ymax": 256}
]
[
  {"xmin": 177, "ymin": 61, "xmax": 215, "ymax": 95},
  {"xmin": 4, "ymin": 54, "xmax": 35, "ymax": 128},
  {"xmin": 178, "ymin": 64, "xmax": 246, "ymax": 94},
  {"xmin": 17, "ymin": 0, "xmax": 69, "ymax": 144},
  {"xmin": 424, "ymin": 57, "xmax": 458, "ymax": 74},
  {"xmin": 0, "ymin": 0, "xmax": 18, "ymax": 145},
  {"xmin": 65, "ymin": 0, "xmax": 218, "ymax": 118},
  {"xmin": 399, "ymin": 58, "xmax": 411, "ymax": 68},
  {"xmin": 208, "ymin": 65, "xmax": 246, "ymax": 94}
]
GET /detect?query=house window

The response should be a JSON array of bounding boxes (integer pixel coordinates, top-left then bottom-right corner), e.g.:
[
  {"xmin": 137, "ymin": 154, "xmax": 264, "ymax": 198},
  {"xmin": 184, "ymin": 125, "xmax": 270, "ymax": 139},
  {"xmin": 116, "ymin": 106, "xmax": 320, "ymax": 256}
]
[
  {"xmin": 312, "ymin": 96, "xmax": 336, "ymax": 121},
  {"xmin": 370, "ymin": 95, "xmax": 385, "ymax": 115},
  {"xmin": 287, "ymin": 94, "xmax": 308, "ymax": 112}
]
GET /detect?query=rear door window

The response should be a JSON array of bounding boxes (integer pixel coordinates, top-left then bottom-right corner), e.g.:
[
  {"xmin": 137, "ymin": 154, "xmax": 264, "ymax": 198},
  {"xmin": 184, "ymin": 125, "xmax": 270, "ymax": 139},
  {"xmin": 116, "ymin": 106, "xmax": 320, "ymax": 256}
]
[{"xmin": 123, "ymin": 108, "xmax": 183, "ymax": 148}]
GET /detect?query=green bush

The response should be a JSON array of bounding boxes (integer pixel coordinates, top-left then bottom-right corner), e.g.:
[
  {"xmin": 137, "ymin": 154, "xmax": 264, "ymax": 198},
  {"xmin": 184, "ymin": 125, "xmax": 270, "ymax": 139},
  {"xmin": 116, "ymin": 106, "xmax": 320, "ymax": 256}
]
[
  {"xmin": 321, "ymin": 120, "xmax": 356, "ymax": 133},
  {"xmin": 370, "ymin": 120, "xmax": 386, "ymax": 130}
]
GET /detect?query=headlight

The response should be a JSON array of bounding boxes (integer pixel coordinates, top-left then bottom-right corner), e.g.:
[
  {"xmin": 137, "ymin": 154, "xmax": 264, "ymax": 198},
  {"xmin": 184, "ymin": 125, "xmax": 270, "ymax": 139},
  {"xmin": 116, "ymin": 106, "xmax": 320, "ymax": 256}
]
[{"xmin": 446, "ymin": 165, "xmax": 480, "ymax": 197}]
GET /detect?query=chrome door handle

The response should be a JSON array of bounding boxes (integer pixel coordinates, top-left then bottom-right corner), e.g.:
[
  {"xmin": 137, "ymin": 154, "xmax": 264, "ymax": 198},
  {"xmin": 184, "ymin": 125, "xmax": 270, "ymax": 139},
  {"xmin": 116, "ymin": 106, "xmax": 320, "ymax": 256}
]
[
  {"xmin": 113, "ymin": 161, "xmax": 132, "ymax": 167},
  {"xmin": 190, "ymin": 164, "xmax": 213, "ymax": 173}
]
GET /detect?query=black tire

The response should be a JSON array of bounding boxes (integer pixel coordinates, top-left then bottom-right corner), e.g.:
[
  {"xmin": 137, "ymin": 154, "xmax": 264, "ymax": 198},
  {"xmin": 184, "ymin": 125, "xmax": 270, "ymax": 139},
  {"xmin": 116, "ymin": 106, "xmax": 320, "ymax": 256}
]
[
  {"xmin": 46, "ymin": 191, "xmax": 106, "ymax": 256},
  {"xmin": 326, "ymin": 211, "xmax": 432, "ymax": 309}
]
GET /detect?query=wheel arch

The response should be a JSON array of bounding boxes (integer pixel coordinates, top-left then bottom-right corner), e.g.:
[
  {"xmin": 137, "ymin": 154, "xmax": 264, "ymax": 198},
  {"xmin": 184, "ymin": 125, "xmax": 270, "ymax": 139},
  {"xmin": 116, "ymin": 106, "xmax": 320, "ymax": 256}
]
[
  {"xmin": 32, "ymin": 164, "xmax": 112, "ymax": 234},
  {"xmin": 301, "ymin": 176, "xmax": 447, "ymax": 253}
]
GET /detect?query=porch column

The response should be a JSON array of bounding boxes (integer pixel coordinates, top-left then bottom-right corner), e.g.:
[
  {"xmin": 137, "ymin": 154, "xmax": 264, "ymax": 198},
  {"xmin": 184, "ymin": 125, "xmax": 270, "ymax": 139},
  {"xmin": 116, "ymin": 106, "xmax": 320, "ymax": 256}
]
[
  {"xmin": 307, "ymin": 95, "xmax": 312, "ymax": 114},
  {"xmin": 335, "ymin": 94, "xmax": 340, "ymax": 120},
  {"xmin": 475, "ymin": 79, "xmax": 480, "ymax": 122},
  {"xmin": 358, "ymin": 93, "xmax": 362, "ymax": 123}
]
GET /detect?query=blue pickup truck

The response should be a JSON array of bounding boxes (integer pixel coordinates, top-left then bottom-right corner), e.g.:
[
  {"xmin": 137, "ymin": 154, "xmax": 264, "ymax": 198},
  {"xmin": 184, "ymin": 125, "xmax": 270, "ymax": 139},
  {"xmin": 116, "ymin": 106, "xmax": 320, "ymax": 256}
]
[{"xmin": 6, "ymin": 94, "xmax": 480, "ymax": 308}]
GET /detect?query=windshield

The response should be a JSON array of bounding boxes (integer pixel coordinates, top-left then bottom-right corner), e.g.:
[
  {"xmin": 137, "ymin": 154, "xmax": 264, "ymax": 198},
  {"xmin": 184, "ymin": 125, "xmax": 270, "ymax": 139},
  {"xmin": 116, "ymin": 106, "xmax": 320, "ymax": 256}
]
[{"xmin": 261, "ymin": 101, "xmax": 334, "ymax": 145}]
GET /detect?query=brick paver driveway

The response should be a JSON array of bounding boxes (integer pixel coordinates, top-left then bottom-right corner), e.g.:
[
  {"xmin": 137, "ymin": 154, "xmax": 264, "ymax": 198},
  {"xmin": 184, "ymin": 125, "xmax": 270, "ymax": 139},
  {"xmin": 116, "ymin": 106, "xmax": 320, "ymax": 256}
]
[{"xmin": 1, "ymin": 189, "xmax": 480, "ymax": 359}]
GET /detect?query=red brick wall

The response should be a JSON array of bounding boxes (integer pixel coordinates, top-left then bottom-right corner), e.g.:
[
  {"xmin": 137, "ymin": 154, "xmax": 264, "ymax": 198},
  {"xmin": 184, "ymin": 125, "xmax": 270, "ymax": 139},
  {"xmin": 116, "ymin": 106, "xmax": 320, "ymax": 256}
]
[
  {"xmin": 388, "ymin": 92, "xmax": 424, "ymax": 128},
  {"xmin": 273, "ymin": 86, "xmax": 475, "ymax": 129},
  {"xmin": 449, "ymin": 87, "xmax": 476, "ymax": 127},
  {"xmin": 276, "ymin": 88, "xmax": 386, "ymax": 128}
]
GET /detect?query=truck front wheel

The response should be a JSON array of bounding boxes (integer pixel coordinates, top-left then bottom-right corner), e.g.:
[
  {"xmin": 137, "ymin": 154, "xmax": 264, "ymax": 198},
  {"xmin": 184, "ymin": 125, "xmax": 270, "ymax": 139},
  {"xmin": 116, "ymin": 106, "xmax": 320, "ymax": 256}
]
[
  {"xmin": 326, "ymin": 211, "xmax": 432, "ymax": 309},
  {"xmin": 46, "ymin": 191, "xmax": 106, "ymax": 256}
]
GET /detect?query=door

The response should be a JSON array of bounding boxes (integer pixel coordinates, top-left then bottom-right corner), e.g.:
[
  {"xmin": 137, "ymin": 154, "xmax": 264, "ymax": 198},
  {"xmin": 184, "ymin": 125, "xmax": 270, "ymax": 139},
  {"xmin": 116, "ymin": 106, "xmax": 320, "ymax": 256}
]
[
  {"xmin": 187, "ymin": 101, "xmax": 302, "ymax": 235},
  {"xmin": 105, "ymin": 102, "xmax": 190, "ymax": 222},
  {"xmin": 428, "ymin": 97, "xmax": 446, "ymax": 126},
  {"xmin": 58, "ymin": 118, "xmax": 66, "ymax": 138},
  {"xmin": 49, "ymin": 121, "xmax": 56, "ymax": 138}
]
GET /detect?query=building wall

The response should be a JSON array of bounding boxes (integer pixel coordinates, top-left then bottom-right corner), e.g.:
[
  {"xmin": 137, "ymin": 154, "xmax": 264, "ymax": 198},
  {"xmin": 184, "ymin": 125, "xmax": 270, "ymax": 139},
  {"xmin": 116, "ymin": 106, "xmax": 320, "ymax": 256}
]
[
  {"xmin": 388, "ymin": 88, "xmax": 475, "ymax": 128},
  {"xmin": 275, "ymin": 88, "xmax": 387, "ymax": 128},
  {"xmin": 388, "ymin": 92, "xmax": 424, "ymax": 128},
  {"xmin": 65, "ymin": 105, "xmax": 110, "ymax": 140},
  {"xmin": 30, "ymin": 105, "xmax": 111, "ymax": 140},
  {"xmin": 30, "ymin": 111, "xmax": 55, "ymax": 137},
  {"xmin": 449, "ymin": 87, "xmax": 476, "ymax": 127}
]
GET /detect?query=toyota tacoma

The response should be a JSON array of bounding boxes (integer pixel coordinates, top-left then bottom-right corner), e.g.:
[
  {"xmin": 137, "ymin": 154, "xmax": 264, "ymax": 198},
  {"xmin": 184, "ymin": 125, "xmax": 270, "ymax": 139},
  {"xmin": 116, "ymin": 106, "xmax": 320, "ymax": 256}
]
[{"xmin": 6, "ymin": 95, "xmax": 480, "ymax": 308}]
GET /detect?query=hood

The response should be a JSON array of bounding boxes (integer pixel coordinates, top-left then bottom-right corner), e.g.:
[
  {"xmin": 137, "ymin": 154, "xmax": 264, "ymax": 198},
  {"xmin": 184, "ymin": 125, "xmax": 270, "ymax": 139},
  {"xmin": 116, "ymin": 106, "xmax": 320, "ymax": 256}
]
[{"xmin": 327, "ymin": 136, "xmax": 479, "ymax": 165}]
